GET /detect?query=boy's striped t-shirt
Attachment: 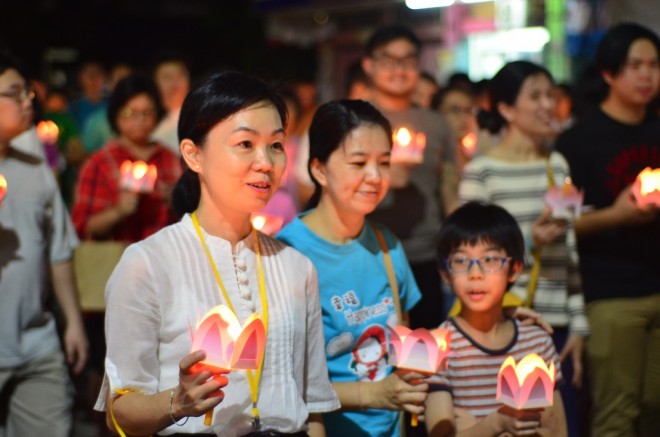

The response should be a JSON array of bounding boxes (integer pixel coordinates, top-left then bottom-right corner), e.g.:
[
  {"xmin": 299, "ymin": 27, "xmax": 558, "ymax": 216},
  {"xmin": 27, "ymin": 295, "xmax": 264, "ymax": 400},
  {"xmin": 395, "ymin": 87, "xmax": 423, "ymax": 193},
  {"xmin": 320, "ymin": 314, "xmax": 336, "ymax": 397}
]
[{"xmin": 429, "ymin": 317, "xmax": 562, "ymax": 420}]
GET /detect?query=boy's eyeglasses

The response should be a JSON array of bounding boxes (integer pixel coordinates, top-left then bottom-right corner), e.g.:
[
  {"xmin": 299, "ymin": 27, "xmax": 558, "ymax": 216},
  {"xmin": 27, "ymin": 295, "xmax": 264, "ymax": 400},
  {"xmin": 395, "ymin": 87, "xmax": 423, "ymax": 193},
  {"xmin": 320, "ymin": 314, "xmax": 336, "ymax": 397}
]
[
  {"xmin": 444, "ymin": 256, "xmax": 511, "ymax": 273},
  {"xmin": 0, "ymin": 87, "xmax": 35, "ymax": 103},
  {"xmin": 372, "ymin": 55, "xmax": 418, "ymax": 71}
]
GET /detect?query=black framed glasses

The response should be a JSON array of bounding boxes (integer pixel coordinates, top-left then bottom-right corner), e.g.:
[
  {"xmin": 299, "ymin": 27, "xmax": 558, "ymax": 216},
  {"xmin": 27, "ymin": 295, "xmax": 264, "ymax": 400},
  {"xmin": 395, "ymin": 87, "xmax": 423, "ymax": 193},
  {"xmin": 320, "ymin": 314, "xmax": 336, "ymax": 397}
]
[
  {"xmin": 444, "ymin": 256, "xmax": 511, "ymax": 273},
  {"xmin": 372, "ymin": 54, "xmax": 418, "ymax": 71},
  {"xmin": 0, "ymin": 87, "xmax": 35, "ymax": 103}
]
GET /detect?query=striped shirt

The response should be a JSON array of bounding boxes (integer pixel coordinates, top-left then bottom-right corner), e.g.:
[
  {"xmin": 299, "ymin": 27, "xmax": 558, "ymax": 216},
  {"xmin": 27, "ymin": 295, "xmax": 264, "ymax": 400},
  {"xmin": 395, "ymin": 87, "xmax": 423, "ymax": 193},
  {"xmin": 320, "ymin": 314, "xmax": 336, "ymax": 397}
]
[
  {"xmin": 459, "ymin": 152, "xmax": 589, "ymax": 335},
  {"xmin": 429, "ymin": 318, "xmax": 562, "ymax": 420}
]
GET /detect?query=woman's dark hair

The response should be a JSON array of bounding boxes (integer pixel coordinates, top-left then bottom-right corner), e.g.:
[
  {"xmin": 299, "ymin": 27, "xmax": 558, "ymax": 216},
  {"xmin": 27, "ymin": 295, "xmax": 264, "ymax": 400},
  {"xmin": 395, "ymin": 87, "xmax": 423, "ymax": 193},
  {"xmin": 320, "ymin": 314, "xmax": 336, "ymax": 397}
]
[
  {"xmin": 172, "ymin": 71, "xmax": 288, "ymax": 217},
  {"xmin": 305, "ymin": 99, "xmax": 392, "ymax": 210},
  {"xmin": 485, "ymin": 61, "xmax": 553, "ymax": 134},
  {"xmin": 591, "ymin": 22, "xmax": 660, "ymax": 103},
  {"xmin": 107, "ymin": 73, "xmax": 165, "ymax": 133},
  {"xmin": 437, "ymin": 202, "xmax": 525, "ymax": 272}
]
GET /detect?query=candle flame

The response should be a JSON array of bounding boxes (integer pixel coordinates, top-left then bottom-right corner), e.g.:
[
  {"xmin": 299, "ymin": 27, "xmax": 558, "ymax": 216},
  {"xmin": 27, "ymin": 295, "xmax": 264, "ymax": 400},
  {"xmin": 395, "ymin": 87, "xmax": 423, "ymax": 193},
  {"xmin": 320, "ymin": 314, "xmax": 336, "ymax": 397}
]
[
  {"xmin": 252, "ymin": 215, "xmax": 266, "ymax": 231},
  {"xmin": 638, "ymin": 167, "xmax": 660, "ymax": 196},
  {"xmin": 461, "ymin": 132, "xmax": 477, "ymax": 152},
  {"xmin": 395, "ymin": 128, "xmax": 412, "ymax": 147}
]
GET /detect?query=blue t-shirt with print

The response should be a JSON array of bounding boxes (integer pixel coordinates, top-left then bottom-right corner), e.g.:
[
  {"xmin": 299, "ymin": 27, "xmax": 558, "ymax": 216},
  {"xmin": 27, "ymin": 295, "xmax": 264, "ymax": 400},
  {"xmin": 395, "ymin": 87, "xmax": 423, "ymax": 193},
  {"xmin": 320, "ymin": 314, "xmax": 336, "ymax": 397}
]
[{"xmin": 277, "ymin": 214, "xmax": 422, "ymax": 437}]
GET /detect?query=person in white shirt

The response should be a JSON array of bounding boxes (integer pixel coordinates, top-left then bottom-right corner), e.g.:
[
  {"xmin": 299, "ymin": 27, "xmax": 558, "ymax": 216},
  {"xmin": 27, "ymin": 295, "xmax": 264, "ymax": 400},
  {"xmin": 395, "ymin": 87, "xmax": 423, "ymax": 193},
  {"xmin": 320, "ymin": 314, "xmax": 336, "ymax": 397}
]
[{"xmin": 95, "ymin": 71, "xmax": 339, "ymax": 437}]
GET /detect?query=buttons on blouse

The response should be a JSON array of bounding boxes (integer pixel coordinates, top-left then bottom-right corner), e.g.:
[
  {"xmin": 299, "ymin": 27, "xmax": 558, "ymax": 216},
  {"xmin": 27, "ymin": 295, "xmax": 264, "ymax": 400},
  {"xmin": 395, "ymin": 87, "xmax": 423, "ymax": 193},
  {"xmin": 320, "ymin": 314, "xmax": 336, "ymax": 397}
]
[{"xmin": 233, "ymin": 254, "xmax": 255, "ymax": 312}]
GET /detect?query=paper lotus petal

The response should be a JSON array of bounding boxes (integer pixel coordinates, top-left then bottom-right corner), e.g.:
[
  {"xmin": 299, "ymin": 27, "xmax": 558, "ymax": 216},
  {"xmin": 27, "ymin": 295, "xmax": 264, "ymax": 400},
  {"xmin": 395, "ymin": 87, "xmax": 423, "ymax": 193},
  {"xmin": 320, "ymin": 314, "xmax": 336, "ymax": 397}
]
[
  {"xmin": 0, "ymin": 174, "xmax": 6, "ymax": 205},
  {"xmin": 191, "ymin": 305, "xmax": 266, "ymax": 373},
  {"xmin": 496, "ymin": 353, "xmax": 555, "ymax": 410},
  {"xmin": 387, "ymin": 325, "xmax": 451, "ymax": 374},
  {"xmin": 119, "ymin": 160, "xmax": 158, "ymax": 193},
  {"xmin": 544, "ymin": 179, "xmax": 584, "ymax": 219},
  {"xmin": 632, "ymin": 167, "xmax": 660, "ymax": 207}
]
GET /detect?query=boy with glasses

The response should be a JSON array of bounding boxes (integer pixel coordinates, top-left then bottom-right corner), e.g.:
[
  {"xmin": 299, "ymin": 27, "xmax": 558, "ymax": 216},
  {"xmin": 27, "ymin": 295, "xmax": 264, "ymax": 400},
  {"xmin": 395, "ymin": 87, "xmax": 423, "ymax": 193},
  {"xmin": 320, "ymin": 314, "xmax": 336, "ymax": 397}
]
[
  {"xmin": 0, "ymin": 51, "xmax": 88, "ymax": 436},
  {"xmin": 424, "ymin": 202, "xmax": 567, "ymax": 437},
  {"xmin": 363, "ymin": 25, "xmax": 458, "ymax": 331}
]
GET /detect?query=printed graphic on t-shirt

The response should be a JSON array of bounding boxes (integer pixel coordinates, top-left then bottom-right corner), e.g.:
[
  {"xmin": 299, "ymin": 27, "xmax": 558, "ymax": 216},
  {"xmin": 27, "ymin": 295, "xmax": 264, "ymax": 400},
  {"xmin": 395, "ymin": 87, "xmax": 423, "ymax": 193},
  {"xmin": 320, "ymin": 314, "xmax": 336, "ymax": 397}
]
[
  {"xmin": 349, "ymin": 324, "xmax": 388, "ymax": 381},
  {"xmin": 605, "ymin": 144, "xmax": 660, "ymax": 197}
]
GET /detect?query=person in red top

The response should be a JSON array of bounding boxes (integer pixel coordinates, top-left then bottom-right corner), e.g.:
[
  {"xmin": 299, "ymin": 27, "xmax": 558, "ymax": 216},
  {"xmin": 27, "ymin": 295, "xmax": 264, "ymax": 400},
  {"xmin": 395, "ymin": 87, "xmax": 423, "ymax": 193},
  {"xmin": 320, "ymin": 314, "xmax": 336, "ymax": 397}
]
[
  {"xmin": 72, "ymin": 74, "xmax": 181, "ymax": 242},
  {"xmin": 71, "ymin": 73, "xmax": 181, "ymax": 436}
]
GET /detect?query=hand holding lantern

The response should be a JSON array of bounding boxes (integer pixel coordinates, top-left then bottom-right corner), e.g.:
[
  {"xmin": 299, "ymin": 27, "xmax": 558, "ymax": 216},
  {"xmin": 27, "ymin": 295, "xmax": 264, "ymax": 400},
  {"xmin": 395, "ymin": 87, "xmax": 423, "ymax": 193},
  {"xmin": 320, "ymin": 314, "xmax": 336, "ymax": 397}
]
[
  {"xmin": 190, "ymin": 305, "xmax": 267, "ymax": 425},
  {"xmin": 119, "ymin": 160, "xmax": 158, "ymax": 194},
  {"xmin": 390, "ymin": 127, "xmax": 426, "ymax": 164},
  {"xmin": 388, "ymin": 325, "xmax": 451, "ymax": 426}
]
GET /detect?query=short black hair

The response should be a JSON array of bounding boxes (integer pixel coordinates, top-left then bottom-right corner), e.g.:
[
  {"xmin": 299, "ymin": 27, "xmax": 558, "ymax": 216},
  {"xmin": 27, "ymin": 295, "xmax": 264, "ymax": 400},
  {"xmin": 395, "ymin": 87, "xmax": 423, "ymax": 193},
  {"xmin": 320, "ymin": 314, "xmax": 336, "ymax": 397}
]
[
  {"xmin": 365, "ymin": 25, "xmax": 421, "ymax": 57},
  {"xmin": 107, "ymin": 73, "xmax": 165, "ymax": 133},
  {"xmin": 437, "ymin": 202, "xmax": 525, "ymax": 272},
  {"xmin": 596, "ymin": 22, "xmax": 660, "ymax": 78}
]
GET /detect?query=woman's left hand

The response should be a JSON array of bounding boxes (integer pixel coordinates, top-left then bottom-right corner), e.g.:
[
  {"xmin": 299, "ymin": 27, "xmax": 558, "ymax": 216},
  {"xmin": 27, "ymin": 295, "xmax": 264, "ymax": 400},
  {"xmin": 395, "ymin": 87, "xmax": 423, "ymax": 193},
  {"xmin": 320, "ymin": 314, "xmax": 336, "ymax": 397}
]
[
  {"xmin": 506, "ymin": 306, "xmax": 553, "ymax": 334},
  {"xmin": 559, "ymin": 334, "xmax": 584, "ymax": 388}
]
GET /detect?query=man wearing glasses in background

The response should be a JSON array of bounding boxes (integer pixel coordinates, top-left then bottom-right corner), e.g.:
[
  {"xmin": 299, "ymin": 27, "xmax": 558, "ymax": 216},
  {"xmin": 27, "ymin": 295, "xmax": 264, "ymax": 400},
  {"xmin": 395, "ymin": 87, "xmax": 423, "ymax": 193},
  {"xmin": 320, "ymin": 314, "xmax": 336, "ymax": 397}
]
[
  {"xmin": 0, "ymin": 50, "xmax": 88, "ymax": 437},
  {"xmin": 363, "ymin": 25, "xmax": 458, "ymax": 336}
]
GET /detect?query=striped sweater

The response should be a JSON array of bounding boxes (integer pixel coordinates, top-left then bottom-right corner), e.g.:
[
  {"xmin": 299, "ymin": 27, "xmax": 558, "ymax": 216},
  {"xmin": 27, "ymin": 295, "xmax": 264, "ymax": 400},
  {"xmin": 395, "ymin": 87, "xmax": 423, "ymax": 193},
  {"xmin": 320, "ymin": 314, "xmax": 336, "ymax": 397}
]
[
  {"xmin": 459, "ymin": 152, "xmax": 589, "ymax": 335},
  {"xmin": 429, "ymin": 318, "xmax": 562, "ymax": 420}
]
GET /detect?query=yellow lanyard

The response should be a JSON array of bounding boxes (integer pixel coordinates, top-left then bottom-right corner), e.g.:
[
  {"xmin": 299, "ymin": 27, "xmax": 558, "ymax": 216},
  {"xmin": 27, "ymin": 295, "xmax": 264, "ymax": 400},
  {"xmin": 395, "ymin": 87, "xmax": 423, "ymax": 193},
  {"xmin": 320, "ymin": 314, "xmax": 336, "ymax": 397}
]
[{"xmin": 191, "ymin": 211, "xmax": 269, "ymax": 429}]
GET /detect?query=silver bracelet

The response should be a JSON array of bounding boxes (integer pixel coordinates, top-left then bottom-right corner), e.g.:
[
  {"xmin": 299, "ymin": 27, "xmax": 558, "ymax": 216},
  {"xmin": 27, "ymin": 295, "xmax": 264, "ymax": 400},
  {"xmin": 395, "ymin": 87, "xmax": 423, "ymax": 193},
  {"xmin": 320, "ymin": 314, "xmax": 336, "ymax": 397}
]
[{"xmin": 169, "ymin": 387, "xmax": 189, "ymax": 426}]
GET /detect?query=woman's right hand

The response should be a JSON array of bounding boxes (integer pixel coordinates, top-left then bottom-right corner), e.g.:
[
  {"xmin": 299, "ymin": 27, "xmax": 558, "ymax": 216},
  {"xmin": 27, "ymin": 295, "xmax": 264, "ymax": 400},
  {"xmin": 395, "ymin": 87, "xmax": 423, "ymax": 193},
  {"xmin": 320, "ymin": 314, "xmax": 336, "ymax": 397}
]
[
  {"xmin": 370, "ymin": 370, "xmax": 429, "ymax": 415},
  {"xmin": 171, "ymin": 350, "xmax": 229, "ymax": 419},
  {"xmin": 116, "ymin": 190, "xmax": 140, "ymax": 219},
  {"xmin": 531, "ymin": 208, "xmax": 566, "ymax": 249}
]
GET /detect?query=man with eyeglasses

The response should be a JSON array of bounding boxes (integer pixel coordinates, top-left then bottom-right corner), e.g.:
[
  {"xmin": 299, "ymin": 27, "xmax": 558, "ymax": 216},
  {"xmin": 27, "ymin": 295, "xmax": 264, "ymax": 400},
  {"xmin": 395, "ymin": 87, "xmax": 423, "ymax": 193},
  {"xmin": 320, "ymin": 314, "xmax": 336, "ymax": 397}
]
[
  {"xmin": 363, "ymin": 25, "xmax": 458, "ymax": 334},
  {"xmin": 0, "ymin": 51, "xmax": 88, "ymax": 437}
]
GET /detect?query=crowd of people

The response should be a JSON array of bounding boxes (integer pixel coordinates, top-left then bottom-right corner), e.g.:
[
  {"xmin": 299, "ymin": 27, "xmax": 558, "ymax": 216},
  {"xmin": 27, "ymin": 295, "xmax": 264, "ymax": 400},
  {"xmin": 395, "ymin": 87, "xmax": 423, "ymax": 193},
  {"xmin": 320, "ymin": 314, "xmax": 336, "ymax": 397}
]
[{"xmin": 0, "ymin": 18, "xmax": 658, "ymax": 437}]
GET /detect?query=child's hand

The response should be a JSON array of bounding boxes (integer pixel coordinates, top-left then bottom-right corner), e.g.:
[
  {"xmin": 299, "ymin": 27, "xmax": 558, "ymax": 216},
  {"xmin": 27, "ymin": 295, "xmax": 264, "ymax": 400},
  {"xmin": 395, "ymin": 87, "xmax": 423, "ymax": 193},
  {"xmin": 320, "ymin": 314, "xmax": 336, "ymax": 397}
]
[
  {"xmin": 174, "ymin": 350, "xmax": 229, "ymax": 419},
  {"xmin": 494, "ymin": 405, "xmax": 543, "ymax": 436},
  {"xmin": 371, "ymin": 370, "xmax": 429, "ymax": 414}
]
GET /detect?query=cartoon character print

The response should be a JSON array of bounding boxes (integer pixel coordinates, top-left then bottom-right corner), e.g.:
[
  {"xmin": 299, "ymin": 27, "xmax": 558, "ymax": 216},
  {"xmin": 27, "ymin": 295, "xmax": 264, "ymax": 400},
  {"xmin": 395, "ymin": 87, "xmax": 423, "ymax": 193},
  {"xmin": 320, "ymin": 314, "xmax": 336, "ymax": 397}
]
[{"xmin": 349, "ymin": 324, "xmax": 388, "ymax": 381}]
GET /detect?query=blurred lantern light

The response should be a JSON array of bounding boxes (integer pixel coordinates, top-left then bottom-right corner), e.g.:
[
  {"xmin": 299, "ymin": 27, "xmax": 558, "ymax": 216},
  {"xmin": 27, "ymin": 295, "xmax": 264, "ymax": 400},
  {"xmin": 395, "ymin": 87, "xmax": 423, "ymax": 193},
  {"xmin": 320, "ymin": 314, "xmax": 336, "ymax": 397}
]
[{"xmin": 406, "ymin": 0, "xmax": 455, "ymax": 9}]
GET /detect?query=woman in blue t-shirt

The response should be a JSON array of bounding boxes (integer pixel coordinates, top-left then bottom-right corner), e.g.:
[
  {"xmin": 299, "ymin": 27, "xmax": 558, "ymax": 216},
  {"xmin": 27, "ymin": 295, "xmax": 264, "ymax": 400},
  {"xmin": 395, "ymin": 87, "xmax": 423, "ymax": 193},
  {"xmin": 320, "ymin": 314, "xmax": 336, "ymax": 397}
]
[{"xmin": 277, "ymin": 99, "xmax": 427, "ymax": 437}]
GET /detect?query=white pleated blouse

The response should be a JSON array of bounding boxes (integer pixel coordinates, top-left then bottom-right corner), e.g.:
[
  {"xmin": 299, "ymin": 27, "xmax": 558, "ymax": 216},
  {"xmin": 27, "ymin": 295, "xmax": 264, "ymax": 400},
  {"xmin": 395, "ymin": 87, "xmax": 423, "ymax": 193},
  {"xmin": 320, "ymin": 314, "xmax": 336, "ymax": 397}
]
[{"xmin": 95, "ymin": 214, "xmax": 340, "ymax": 436}]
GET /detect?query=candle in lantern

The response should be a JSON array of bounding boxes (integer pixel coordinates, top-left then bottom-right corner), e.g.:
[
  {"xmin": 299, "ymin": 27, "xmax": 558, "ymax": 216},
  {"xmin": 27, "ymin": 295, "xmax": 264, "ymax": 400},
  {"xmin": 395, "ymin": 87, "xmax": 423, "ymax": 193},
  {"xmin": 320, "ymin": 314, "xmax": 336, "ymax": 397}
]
[
  {"xmin": 191, "ymin": 304, "xmax": 267, "ymax": 425},
  {"xmin": 251, "ymin": 212, "xmax": 285, "ymax": 236},
  {"xmin": 632, "ymin": 167, "xmax": 660, "ymax": 207},
  {"xmin": 496, "ymin": 353, "xmax": 555, "ymax": 410},
  {"xmin": 460, "ymin": 132, "xmax": 478, "ymax": 159},
  {"xmin": 119, "ymin": 160, "xmax": 158, "ymax": 193},
  {"xmin": 0, "ymin": 174, "xmax": 7, "ymax": 206},
  {"xmin": 36, "ymin": 120, "xmax": 61, "ymax": 171},
  {"xmin": 544, "ymin": 177, "xmax": 584, "ymax": 219},
  {"xmin": 390, "ymin": 127, "xmax": 426, "ymax": 164}
]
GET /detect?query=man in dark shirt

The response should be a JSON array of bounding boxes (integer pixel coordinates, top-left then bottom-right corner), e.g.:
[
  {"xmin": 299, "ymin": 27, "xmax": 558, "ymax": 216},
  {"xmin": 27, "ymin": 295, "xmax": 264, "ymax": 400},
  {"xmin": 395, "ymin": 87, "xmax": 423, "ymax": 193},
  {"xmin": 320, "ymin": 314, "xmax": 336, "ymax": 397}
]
[{"xmin": 555, "ymin": 22, "xmax": 660, "ymax": 437}]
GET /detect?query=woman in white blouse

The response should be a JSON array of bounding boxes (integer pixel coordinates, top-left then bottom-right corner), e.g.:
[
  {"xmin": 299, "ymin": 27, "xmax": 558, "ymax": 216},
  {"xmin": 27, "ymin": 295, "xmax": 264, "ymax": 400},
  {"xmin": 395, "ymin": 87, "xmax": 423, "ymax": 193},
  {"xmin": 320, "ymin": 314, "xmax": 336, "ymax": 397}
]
[{"xmin": 96, "ymin": 71, "xmax": 339, "ymax": 437}]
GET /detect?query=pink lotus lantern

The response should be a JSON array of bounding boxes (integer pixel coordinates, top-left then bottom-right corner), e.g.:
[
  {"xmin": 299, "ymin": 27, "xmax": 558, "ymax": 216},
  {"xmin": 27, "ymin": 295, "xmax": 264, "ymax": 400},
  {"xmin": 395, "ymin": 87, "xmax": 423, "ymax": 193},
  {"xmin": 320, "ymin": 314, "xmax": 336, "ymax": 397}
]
[
  {"xmin": 251, "ymin": 213, "xmax": 284, "ymax": 236},
  {"xmin": 632, "ymin": 167, "xmax": 660, "ymax": 207},
  {"xmin": 387, "ymin": 325, "xmax": 451, "ymax": 374},
  {"xmin": 119, "ymin": 160, "xmax": 157, "ymax": 193},
  {"xmin": 390, "ymin": 127, "xmax": 426, "ymax": 164},
  {"xmin": 496, "ymin": 353, "xmax": 555, "ymax": 410},
  {"xmin": 191, "ymin": 305, "xmax": 267, "ymax": 425},
  {"xmin": 36, "ymin": 120, "xmax": 59, "ymax": 145},
  {"xmin": 545, "ymin": 177, "xmax": 584, "ymax": 220},
  {"xmin": 0, "ymin": 174, "xmax": 6, "ymax": 206}
]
